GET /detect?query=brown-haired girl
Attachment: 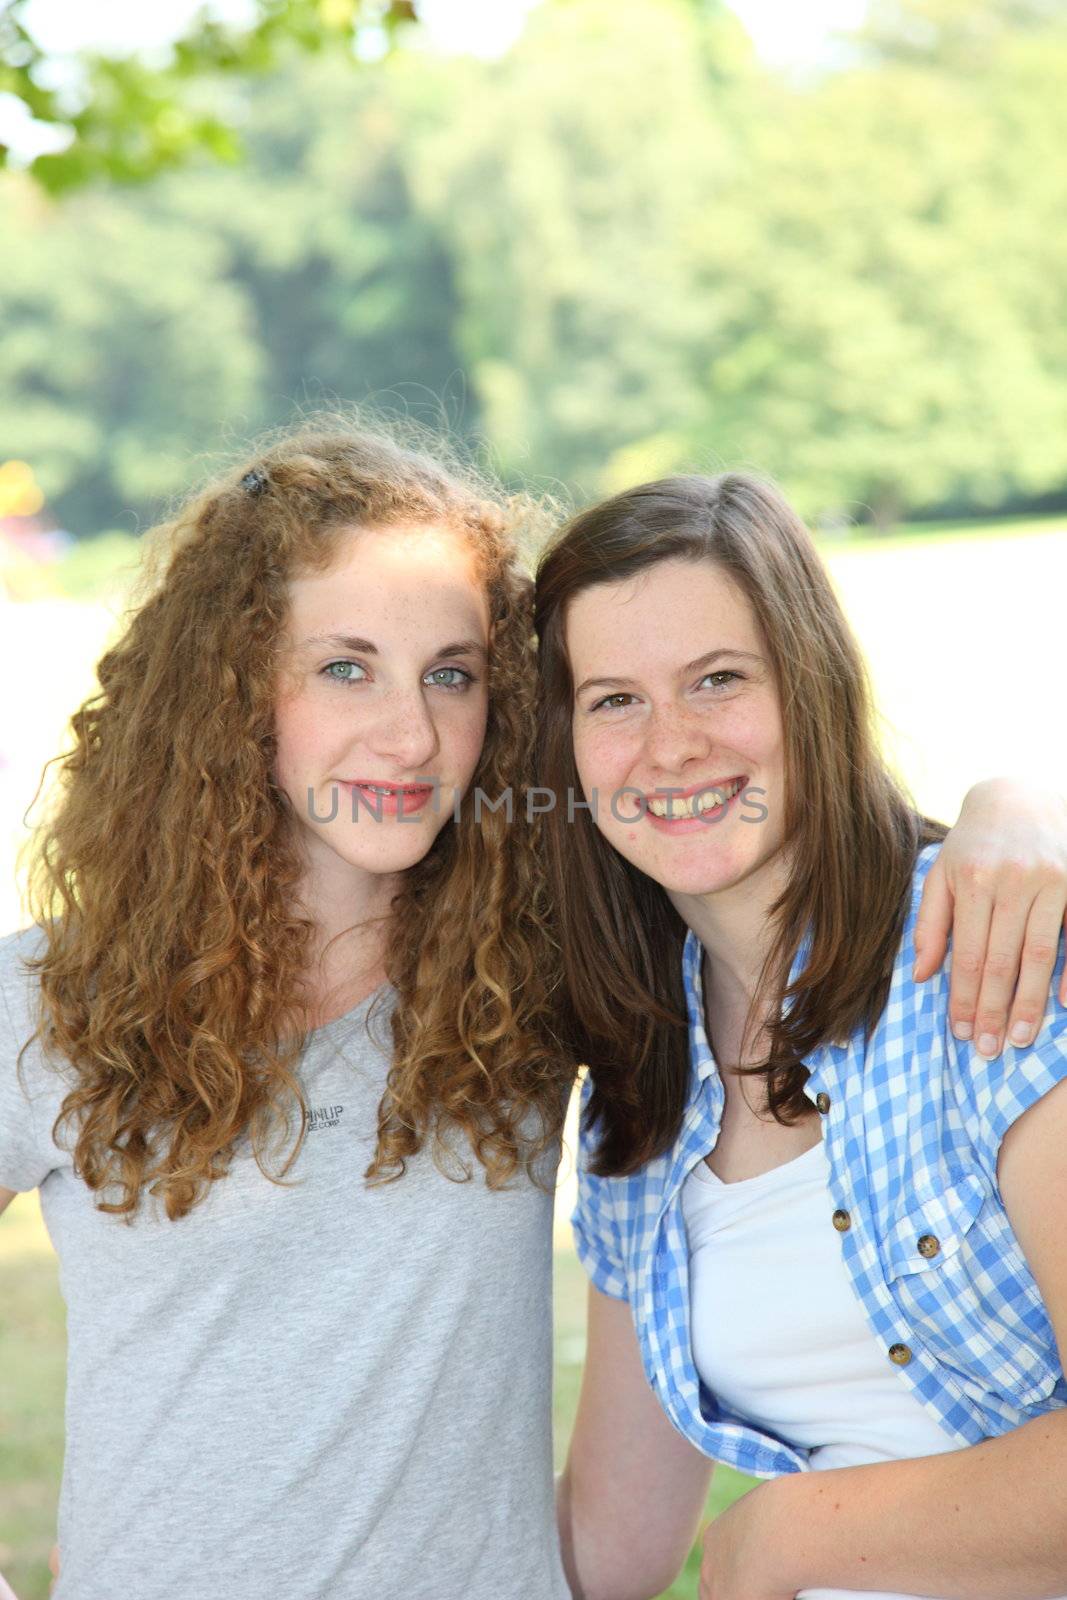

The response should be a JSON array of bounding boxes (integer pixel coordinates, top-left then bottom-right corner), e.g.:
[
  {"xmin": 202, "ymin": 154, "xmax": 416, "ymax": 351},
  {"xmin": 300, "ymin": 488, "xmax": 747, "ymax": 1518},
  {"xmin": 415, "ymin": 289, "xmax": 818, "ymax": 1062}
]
[
  {"xmin": 0, "ymin": 419, "xmax": 570, "ymax": 1600},
  {"xmin": 539, "ymin": 474, "xmax": 1067, "ymax": 1600}
]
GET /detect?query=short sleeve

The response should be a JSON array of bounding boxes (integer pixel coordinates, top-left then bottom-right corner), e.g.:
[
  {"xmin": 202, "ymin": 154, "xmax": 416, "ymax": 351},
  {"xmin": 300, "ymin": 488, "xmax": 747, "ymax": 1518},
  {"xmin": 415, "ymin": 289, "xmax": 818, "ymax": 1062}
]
[
  {"xmin": 950, "ymin": 940, "xmax": 1067, "ymax": 1176},
  {"xmin": 0, "ymin": 928, "xmax": 64, "ymax": 1192},
  {"xmin": 570, "ymin": 1075, "xmax": 629, "ymax": 1303}
]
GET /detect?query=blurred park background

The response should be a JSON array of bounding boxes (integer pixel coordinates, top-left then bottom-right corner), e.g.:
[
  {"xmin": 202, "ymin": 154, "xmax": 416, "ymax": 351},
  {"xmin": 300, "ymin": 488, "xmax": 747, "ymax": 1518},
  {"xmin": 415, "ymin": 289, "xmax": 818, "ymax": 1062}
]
[{"xmin": 2, "ymin": 0, "xmax": 1066, "ymax": 1594}]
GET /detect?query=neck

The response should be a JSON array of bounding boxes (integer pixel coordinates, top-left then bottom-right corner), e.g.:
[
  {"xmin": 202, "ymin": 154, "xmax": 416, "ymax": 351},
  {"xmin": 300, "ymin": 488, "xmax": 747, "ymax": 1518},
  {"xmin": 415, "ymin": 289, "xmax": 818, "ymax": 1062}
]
[
  {"xmin": 668, "ymin": 849, "xmax": 790, "ymax": 1027},
  {"xmin": 290, "ymin": 839, "xmax": 398, "ymax": 1029}
]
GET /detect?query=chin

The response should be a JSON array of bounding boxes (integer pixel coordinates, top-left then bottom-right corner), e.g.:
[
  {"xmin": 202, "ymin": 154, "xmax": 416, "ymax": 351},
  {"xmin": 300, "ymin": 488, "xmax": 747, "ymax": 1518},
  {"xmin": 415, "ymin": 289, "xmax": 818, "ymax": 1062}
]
[
  {"xmin": 642, "ymin": 843, "xmax": 767, "ymax": 899},
  {"xmin": 325, "ymin": 821, "xmax": 444, "ymax": 876}
]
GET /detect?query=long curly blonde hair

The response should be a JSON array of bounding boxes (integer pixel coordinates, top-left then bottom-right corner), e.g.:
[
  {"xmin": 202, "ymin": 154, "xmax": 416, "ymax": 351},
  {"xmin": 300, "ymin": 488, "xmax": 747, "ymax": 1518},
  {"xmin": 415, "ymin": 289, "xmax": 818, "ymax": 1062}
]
[{"xmin": 23, "ymin": 417, "xmax": 569, "ymax": 1220}]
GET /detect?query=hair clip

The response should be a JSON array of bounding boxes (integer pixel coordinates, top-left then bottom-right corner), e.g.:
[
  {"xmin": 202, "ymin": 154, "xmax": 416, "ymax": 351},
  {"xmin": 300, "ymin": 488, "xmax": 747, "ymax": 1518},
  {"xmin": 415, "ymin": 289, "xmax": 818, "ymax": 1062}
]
[{"xmin": 239, "ymin": 468, "xmax": 269, "ymax": 497}]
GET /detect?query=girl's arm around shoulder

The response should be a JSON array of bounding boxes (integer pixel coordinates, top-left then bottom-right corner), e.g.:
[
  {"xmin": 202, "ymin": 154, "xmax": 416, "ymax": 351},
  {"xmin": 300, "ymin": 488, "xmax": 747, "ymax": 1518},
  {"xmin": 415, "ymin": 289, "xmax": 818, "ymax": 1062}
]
[{"xmin": 558, "ymin": 1284, "xmax": 712, "ymax": 1600}]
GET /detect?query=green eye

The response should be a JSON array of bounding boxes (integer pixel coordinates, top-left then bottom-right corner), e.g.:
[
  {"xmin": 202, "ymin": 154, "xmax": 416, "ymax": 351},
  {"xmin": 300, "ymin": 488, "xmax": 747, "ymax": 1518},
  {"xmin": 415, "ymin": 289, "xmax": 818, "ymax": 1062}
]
[
  {"xmin": 323, "ymin": 661, "xmax": 367, "ymax": 683},
  {"xmin": 424, "ymin": 667, "xmax": 473, "ymax": 690}
]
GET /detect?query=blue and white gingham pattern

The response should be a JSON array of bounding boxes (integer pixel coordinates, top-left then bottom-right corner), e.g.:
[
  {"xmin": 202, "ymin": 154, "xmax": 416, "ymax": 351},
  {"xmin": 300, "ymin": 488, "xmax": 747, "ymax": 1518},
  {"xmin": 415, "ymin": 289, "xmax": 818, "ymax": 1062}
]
[{"xmin": 572, "ymin": 845, "xmax": 1067, "ymax": 1479}]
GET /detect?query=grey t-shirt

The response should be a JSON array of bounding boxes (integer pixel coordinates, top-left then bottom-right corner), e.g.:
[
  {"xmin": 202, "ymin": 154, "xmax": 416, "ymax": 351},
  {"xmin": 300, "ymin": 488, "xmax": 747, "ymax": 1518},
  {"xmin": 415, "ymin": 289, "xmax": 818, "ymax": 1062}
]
[{"xmin": 0, "ymin": 927, "xmax": 569, "ymax": 1600}]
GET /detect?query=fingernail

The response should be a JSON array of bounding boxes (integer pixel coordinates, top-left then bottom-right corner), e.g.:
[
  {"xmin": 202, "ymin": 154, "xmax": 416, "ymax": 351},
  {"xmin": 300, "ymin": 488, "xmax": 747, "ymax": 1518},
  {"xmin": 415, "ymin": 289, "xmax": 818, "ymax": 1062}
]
[
  {"xmin": 1010, "ymin": 1022, "xmax": 1033, "ymax": 1047},
  {"xmin": 952, "ymin": 1021, "xmax": 973, "ymax": 1041},
  {"xmin": 977, "ymin": 1032, "xmax": 1000, "ymax": 1057}
]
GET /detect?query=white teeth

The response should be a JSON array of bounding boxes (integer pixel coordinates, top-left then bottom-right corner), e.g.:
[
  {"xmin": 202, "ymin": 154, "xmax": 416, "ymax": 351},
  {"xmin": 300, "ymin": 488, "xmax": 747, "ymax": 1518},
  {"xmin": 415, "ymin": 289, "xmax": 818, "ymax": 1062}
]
[{"xmin": 646, "ymin": 778, "xmax": 743, "ymax": 819}]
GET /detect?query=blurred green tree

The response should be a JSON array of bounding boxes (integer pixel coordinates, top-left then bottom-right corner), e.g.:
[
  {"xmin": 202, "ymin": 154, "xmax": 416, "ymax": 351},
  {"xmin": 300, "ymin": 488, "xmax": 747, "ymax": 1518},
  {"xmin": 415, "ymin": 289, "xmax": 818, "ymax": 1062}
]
[
  {"xmin": 683, "ymin": 18, "xmax": 1067, "ymax": 523},
  {"xmin": 2, "ymin": 0, "xmax": 1065, "ymax": 533},
  {"xmin": 860, "ymin": 0, "xmax": 1064, "ymax": 63},
  {"xmin": 409, "ymin": 0, "xmax": 755, "ymax": 497},
  {"xmin": 0, "ymin": 55, "xmax": 466, "ymax": 532},
  {"xmin": 0, "ymin": 0, "xmax": 417, "ymax": 192},
  {"xmin": 0, "ymin": 182, "xmax": 265, "ymax": 529}
]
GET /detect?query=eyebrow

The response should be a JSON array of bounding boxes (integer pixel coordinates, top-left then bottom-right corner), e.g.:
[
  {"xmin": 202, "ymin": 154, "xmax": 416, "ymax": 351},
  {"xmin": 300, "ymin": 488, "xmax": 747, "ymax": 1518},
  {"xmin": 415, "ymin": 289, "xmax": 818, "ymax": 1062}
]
[
  {"xmin": 301, "ymin": 633, "xmax": 488, "ymax": 660},
  {"xmin": 575, "ymin": 647, "xmax": 764, "ymax": 698}
]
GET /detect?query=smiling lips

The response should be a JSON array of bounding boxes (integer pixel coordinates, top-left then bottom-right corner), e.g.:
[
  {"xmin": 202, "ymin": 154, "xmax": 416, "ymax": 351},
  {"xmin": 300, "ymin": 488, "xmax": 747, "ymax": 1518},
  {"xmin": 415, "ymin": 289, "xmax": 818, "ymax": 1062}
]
[
  {"xmin": 338, "ymin": 780, "xmax": 437, "ymax": 816},
  {"xmin": 644, "ymin": 776, "xmax": 746, "ymax": 823}
]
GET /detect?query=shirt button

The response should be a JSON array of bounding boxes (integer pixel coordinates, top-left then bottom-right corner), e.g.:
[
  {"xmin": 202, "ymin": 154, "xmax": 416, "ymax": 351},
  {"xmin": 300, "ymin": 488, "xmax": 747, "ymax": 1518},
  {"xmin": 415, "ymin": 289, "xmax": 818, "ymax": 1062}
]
[
  {"xmin": 888, "ymin": 1342, "xmax": 913, "ymax": 1366},
  {"xmin": 832, "ymin": 1208, "xmax": 851, "ymax": 1232},
  {"xmin": 815, "ymin": 1092, "xmax": 831, "ymax": 1114},
  {"xmin": 917, "ymin": 1233, "xmax": 941, "ymax": 1259}
]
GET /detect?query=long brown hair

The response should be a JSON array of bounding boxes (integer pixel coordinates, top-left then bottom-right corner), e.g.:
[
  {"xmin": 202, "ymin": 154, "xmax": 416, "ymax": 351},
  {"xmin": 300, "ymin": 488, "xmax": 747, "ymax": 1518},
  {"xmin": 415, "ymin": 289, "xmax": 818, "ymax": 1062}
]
[
  {"xmin": 534, "ymin": 472, "xmax": 944, "ymax": 1176},
  {"xmin": 23, "ymin": 416, "xmax": 567, "ymax": 1219}
]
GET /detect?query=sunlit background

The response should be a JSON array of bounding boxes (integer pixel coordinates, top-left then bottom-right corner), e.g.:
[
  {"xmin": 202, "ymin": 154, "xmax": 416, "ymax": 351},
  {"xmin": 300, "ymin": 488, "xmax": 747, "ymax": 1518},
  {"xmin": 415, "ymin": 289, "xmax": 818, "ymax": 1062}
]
[{"xmin": 1, "ymin": 1, "xmax": 1066, "ymax": 1595}]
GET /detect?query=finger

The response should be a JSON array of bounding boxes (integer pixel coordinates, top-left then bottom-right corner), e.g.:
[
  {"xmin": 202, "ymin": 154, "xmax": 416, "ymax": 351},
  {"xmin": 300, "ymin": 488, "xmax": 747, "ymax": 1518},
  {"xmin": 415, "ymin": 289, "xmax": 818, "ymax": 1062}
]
[
  {"xmin": 913, "ymin": 855, "xmax": 951, "ymax": 981},
  {"xmin": 1004, "ymin": 886, "xmax": 1065, "ymax": 1049},
  {"xmin": 971, "ymin": 894, "xmax": 1032, "ymax": 1058},
  {"xmin": 946, "ymin": 870, "xmax": 996, "ymax": 1042}
]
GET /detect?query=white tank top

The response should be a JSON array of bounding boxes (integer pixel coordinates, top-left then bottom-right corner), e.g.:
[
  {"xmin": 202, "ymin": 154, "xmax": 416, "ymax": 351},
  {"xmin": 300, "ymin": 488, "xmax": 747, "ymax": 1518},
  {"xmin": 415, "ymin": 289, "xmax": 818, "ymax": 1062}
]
[{"xmin": 683, "ymin": 1135, "xmax": 959, "ymax": 1600}]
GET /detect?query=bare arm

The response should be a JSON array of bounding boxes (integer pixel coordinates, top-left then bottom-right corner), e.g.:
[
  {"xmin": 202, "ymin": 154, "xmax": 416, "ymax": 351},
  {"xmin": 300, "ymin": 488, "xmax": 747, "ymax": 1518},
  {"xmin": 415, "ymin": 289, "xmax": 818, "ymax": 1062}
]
[
  {"xmin": 559, "ymin": 1284, "xmax": 713, "ymax": 1600},
  {"xmin": 698, "ymin": 1076, "xmax": 1067, "ymax": 1600}
]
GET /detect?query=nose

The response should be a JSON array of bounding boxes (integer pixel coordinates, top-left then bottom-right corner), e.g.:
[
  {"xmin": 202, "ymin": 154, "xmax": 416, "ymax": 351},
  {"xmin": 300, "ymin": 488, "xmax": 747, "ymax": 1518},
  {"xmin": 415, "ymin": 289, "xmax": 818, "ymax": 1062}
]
[
  {"xmin": 367, "ymin": 684, "xmax": 440, "ymax": 773},
  {"xmin": 643, "ymin": 698, "xmax": 711, "ymax": 777}
]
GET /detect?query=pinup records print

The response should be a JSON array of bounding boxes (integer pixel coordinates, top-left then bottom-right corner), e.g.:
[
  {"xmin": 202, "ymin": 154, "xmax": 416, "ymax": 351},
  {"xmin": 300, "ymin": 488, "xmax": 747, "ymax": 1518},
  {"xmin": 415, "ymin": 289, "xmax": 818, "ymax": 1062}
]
[{"xmin": 306, "ymin": 1104, "xmax": 345, "ymax": 1132}]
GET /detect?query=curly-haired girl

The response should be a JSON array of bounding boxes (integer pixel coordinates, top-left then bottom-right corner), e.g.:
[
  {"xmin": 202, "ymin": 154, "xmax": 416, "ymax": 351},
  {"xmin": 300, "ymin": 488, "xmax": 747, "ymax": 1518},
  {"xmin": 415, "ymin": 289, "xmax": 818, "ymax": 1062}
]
[{"xmin": 0, "ymin": 419, "xmax": 570, "ymax": 1600}]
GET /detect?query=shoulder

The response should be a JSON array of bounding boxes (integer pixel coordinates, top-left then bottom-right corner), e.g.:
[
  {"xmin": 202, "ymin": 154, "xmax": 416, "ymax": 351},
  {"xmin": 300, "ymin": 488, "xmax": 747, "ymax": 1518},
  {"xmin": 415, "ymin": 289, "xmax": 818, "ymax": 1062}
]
[
  {"xmin": 0, "ymin": 924, "xmax": 74, "ymax": 1097},
  {"xmin": 0, "ymin": 923, "xmax": 48, "ymax": 966},
  {"xmin": 0, "ymin": 926, "xmax": 71, "ymax": 1190},
  {"xmin": 573, "ymin": 1071, "xmax": 678, "ymax": 1303},
  {"xmin": 873, "ymin": 842, "xmax": 950, "ymax": 1011},
  {"xmin": 903, "ymin": 841, "xmax": 944, "ymax": 937},
  {"xmin": 0, "ymin": 924, "xmax": 49, "ymax": 1040},
  {"xmin": 897, "ymin": 848, "xmax": 1067, "ymax": 1164}
]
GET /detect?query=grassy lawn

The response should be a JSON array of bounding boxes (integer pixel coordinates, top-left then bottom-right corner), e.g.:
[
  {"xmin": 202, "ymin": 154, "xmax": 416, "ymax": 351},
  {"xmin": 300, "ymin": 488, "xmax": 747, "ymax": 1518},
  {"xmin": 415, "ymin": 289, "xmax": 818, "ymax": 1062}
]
[
  {"xmin": 0, "ymin": 1195, "xmax": 748, "ymax": 1600},
  {"xmin": 0, "ymin": 1199, "xmax": 65, "ymax": 1600}
]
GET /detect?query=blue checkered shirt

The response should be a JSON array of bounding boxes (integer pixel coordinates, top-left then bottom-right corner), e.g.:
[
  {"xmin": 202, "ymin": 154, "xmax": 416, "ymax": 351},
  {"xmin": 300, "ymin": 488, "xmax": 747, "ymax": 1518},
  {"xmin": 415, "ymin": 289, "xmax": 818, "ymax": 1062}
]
[{"xmin": 572, "ymin": 846, "xmax": 1067, "ymax": 1478}]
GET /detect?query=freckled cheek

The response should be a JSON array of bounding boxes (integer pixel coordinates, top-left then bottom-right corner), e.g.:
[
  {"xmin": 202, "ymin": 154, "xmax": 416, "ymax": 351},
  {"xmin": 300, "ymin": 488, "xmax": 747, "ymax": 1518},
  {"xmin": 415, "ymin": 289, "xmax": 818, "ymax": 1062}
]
[
  {"xmin": 442, "ymin": 697, "xmax": 489, "ymax": 781},
  {"xmin": 272, "ymin": 696, "xmax": 344, "ymax": 786},
  {"xmin": 583, "ymin": 730, "xmax": 640, "ymax": 793},
  {"xmin": 721, "ymin": 702, "xmax": 781, "ymax": 765}
]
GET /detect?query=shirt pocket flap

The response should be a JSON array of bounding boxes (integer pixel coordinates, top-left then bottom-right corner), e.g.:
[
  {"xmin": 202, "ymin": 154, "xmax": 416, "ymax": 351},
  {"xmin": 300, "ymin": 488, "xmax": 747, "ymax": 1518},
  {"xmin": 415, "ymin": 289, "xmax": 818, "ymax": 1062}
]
[{"xmin": 884, "ymin": 1171, "xmax": 986, "ymax": 1280}]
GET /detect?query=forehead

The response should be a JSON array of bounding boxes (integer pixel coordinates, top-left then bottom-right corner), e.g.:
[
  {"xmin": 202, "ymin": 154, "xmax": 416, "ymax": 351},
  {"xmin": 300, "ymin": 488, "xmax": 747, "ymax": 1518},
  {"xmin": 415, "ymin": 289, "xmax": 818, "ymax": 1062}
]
[
  {"xmin": 287, "ymin": 521, "xmax": 490, "ymax": 634},
  {"xmin": 564, "ymin": 557, "xmax": 759, "ymax": 665}
]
